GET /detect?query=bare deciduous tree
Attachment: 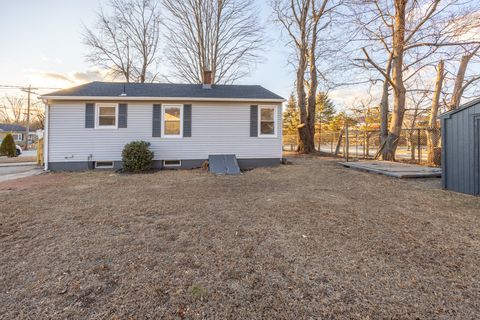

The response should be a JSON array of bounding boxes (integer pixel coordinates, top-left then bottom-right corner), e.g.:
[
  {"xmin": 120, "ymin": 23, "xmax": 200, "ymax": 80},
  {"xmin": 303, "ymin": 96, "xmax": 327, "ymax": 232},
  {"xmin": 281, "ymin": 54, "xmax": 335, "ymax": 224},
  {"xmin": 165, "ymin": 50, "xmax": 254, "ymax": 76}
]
[
  {"xmin": 354, "ymin": 0, "xmax": 480, "ymax": 160},
  {"xmin": 2, "ymin": 96, "xmax": 26, "ymax": 124},
  {"xmin": 163, "ymin": 0, "xmax": 263, "ymax": 84},
  {"xmin": 426, "ymin": 59, "xmax": 444, "ymax": 165},
  {"xmin": 0, "ymin": 105, "xmax": 9, "ymax": 123},
  {"xmin": 272, "ymin": 0, "xmax": 342, "ymax": 153},
  {"xmin": 83, "ymin": 0, "xmax": 161, "ymax": 83},
  {"xmin": 448, "ymin": 44, "xmax": 480, "ymax": 110},
  {"xmin": 30, "ymin": 101, "xmax": 45, "ymax": 130}
]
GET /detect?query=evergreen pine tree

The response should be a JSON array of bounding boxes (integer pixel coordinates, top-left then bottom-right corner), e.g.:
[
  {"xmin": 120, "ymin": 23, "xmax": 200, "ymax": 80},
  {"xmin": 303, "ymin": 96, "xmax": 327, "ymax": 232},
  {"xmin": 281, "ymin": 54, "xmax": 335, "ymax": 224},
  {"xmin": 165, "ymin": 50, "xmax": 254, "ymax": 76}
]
[{"xmin": 283, "ymin": 93, "xmax": 300, "ymax": 135}]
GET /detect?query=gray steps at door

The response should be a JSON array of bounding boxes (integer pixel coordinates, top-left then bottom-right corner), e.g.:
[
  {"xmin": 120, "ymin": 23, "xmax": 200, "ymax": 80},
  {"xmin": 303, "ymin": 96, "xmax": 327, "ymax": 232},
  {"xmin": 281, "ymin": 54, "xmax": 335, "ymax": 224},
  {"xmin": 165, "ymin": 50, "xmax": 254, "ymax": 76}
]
[{"xmin": 208, "ymin": 155, "xmax": 241, "ymax": 175}]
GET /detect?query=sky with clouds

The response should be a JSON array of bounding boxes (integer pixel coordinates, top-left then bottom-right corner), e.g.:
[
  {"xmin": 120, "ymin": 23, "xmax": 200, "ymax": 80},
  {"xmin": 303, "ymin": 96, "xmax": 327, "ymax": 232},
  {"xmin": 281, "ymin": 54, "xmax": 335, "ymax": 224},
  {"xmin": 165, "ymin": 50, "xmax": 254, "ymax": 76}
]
[{"xmin": 0, "ymin": 0, "xmax": 367, "ymax": 109}]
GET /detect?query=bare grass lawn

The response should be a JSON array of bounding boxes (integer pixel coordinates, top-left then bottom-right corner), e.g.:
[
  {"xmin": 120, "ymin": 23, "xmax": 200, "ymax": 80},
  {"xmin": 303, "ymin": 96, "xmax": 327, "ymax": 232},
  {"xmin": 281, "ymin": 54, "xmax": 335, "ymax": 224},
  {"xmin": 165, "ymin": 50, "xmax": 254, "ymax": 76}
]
[
  {"xmin": 1, "ymin": 156, "xmax": 479, "ymax": 319},
  {"xmin": 0, "ymin": 156, "xmax": 37, "ymax": 164}
]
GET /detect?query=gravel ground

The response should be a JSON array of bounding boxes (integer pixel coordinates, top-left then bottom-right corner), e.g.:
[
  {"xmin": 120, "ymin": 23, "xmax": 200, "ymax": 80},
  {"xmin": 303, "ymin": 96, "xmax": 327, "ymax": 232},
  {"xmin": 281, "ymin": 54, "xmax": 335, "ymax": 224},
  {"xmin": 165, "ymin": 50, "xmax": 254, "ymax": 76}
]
[{"xmin": 1, "ymin": 156, "xmax": 479, "ymax": 319}]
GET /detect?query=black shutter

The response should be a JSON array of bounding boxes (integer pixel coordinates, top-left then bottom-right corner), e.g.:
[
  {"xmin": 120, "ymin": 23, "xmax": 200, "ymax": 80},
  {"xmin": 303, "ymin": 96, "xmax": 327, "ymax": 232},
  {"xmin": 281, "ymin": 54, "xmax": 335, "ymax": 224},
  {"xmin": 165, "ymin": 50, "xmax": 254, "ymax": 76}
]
[
  {"xmin": 85, "ymin": 103, "xmax": 95, "ymax": 128},
  {"xmin": 118, "ymin": 103, "xmax": 127, "ymax": 128},
  {"xmin": 183, "ymin": 104, "xmax": 192, "ymax": 137},
  {"xmin": 152, "ymin": 104, "xmax": 162, "ymax": 137},
  {"xmin": 250, "ymin": 105, "xmax": 258, "ymax": 137}
]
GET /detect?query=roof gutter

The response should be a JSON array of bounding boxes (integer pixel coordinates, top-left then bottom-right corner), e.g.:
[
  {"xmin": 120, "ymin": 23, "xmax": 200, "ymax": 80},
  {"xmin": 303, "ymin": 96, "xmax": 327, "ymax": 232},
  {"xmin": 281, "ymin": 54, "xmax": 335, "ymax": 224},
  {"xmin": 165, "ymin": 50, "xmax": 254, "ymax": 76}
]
[{"xmin": 40, "ymin": 96, "xmax": 286, "ymax": 103}]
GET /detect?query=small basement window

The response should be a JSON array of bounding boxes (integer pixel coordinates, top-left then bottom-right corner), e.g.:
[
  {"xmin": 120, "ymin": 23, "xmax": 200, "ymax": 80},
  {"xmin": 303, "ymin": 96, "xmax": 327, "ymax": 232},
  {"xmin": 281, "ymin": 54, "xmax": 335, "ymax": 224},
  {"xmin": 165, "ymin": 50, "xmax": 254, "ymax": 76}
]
[
  {"xmin": 95, "ymin": 161, "xmax": 114, "ymax": 169},
  {"xmin": 163, "ymin": 160, "xmax": 181, "ymax": 167},
  {"xmin": 96, "ymin": 103, "xmax": 118, "ymax": 128}
]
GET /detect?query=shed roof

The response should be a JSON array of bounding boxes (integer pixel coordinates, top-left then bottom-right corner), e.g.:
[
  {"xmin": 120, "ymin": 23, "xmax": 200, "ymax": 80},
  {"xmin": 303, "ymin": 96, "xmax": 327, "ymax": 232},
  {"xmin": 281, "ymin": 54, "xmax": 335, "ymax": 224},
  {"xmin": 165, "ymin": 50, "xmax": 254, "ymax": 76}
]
[
  {"xmin": 0, "ymin": 123, "xmax": 26, "ymax": 132},
  {"xmin": 439, "ymin": 97, "xmax": 480, "ymax": 118},
  {"xmin": 41, "ymin": 81, "xmax": 285, "ymax": 102}
]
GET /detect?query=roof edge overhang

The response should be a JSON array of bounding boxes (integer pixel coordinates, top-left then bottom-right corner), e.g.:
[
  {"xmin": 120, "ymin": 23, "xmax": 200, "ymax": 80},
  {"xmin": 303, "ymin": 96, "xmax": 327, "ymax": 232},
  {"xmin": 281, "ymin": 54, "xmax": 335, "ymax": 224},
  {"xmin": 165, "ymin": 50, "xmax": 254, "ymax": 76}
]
[{"xmin": 40, "ymin": 95, "xmax": 286, "ymax": 103}]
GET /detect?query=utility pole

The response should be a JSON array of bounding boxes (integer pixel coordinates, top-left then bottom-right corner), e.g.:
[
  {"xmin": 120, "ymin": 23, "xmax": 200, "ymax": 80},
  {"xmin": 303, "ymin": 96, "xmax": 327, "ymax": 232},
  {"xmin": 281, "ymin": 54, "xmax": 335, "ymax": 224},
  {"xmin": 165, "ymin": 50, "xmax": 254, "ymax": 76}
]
[
  {"xmin": 21, "ymin": 85, "xmax": 38, "ymax": 151},
  {"xmin": 25, "ymin": 85, "xmax": 31, "ymax": 150}
]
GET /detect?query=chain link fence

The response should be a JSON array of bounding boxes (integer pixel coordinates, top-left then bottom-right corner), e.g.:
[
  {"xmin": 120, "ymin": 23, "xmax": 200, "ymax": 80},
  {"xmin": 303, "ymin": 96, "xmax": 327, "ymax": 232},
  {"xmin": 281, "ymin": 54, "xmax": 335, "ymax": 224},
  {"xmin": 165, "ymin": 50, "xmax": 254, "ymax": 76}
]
[{"xmin": 283, "ymin": 127, "xmax": 442, "ymax": 166}]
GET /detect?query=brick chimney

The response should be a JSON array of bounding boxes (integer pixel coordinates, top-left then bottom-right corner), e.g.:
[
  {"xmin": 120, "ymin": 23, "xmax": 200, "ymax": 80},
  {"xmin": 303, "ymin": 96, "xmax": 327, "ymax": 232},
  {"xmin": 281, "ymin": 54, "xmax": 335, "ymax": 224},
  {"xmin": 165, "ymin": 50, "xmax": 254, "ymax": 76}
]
[{"xmin": 203, "ymin": 70, "xmax": 212, "ymax": 89}]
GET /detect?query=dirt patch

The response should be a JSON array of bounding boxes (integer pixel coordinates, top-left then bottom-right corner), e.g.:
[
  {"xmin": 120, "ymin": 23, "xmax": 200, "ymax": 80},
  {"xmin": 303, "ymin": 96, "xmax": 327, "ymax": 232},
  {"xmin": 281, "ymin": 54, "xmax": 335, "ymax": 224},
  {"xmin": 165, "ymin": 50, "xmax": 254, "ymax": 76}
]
[{"xmin": 0, "ymin": 157, "xmax": 479, "ymax": 319}]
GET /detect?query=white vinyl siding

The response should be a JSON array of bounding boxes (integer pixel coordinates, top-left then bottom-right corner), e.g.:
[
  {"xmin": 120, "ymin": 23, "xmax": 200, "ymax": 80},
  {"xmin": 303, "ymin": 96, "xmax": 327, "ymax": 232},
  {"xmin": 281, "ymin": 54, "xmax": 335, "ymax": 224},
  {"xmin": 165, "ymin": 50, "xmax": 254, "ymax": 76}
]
[{"xmin": 47, "ymin": 102, "xmax": 282, "ymax": 163}]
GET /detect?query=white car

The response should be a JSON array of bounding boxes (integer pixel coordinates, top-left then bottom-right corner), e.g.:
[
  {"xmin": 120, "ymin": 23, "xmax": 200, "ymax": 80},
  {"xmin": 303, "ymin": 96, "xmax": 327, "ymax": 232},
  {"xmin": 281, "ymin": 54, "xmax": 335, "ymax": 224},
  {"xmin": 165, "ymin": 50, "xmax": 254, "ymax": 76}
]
[{"xmin": 15, "ymin": 145, "xmax": 22, "ymax": 156}]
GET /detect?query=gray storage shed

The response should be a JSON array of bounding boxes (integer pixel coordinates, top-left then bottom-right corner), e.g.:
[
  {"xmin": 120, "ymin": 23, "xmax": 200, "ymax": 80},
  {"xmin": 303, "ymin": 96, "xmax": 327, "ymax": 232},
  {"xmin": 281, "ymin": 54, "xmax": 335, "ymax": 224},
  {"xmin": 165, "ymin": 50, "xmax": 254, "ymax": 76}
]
[{"xmin": 439, "ymin": 98, "xmax": 480, "ymax": 195}]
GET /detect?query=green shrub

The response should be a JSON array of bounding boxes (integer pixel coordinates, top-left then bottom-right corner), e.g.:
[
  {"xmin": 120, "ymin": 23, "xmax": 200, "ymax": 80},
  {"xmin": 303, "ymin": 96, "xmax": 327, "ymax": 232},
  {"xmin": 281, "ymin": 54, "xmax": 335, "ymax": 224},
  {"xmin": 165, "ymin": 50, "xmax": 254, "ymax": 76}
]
[
  {"xmin": 122, "ymin": 141, "xmax": 154, "ymax": 172},
  {"xmin": 0, "ymin": 133, "xmax": 17, "ymax": 157}
]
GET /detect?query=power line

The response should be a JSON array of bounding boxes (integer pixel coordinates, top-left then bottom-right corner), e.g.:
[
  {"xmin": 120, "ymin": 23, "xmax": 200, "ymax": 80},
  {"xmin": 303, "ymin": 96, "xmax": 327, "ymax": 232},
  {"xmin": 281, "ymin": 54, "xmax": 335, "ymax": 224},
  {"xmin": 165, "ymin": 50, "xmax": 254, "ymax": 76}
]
[
  {"xmin": 0, "ymin": 84, "xmax": 61, "ymax": 90},
  {"xmin": 0, "ymin": 83, "xmax": 61, "ymax": 150}
]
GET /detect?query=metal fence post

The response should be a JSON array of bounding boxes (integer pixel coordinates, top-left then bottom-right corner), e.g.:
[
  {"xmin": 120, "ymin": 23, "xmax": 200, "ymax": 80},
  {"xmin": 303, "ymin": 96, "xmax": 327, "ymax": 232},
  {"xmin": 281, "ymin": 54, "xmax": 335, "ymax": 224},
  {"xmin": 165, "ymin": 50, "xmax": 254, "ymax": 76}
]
[
  {"xmin": 355, "ymin": 131, "xmax": 359, "ymax": 159},
  {"xmin": 363, "ymin": 130, "xmax": 366, "ymax": 158},
  {"xmin": 345, "ymin": 124, "xmax": 350, "ymax": 162},
  {"xmin": 318, "ymin": 131, "xmax": 320, "ymax": 152},
  {"xmin": 417, "ymin": 128, "xmax": 421, "ymax": 164},
  {"xmin": 331, "ymin": 133, "xmax": 334, "ymax": 153}
]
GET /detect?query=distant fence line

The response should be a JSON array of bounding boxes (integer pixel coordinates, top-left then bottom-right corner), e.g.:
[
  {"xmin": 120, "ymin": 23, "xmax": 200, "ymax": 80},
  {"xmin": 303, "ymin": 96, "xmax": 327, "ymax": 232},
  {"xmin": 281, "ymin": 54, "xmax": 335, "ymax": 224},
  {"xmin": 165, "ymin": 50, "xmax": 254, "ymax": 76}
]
[{"xmin": 283, "ymin": 127, "xmax": 442, "ymax": 166}]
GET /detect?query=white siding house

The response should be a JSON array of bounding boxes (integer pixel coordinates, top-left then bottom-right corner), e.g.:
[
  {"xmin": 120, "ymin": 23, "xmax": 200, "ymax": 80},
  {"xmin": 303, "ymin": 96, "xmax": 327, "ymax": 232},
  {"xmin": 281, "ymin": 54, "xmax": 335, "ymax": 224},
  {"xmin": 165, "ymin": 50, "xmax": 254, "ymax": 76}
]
[{"xmin": 41, "ymin": 81, "xmax": 284, "ymax": 171}]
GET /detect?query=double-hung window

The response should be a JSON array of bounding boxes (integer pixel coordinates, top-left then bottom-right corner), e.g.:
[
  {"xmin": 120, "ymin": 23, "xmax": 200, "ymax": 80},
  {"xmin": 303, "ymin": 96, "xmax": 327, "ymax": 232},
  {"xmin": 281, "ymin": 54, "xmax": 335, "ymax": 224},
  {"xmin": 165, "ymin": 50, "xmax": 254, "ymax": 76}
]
[
  {"xmin": 13, "ymin": 133, "xmax": 23, "ymax": 141},
  {"xmin": 258, "ymin": 106, "xmax": 277, "ymax": 137},
  {"xmin": 163, "ymin": 105, "xmax": 183, "ymax": 137},
  {"xmin": 96, "ymin": 103, "xmax": 118, "ymax": 128}
]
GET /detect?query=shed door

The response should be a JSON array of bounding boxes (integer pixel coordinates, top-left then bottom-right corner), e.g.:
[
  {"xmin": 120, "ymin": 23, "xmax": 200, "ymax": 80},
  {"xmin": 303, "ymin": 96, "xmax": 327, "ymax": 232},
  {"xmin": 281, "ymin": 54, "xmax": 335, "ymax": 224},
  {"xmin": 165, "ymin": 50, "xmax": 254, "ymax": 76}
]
[{"xmin": 475, "ymin": 116, "xmax": 480, "ymax": 195}]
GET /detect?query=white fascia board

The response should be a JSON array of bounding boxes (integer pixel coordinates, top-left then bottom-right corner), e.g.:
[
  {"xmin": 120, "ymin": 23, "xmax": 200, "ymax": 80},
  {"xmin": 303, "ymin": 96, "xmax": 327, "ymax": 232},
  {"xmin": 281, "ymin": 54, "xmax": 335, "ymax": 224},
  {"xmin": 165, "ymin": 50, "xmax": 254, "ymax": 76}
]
[{"xmin": 41, "ymin": 96, "xmax": 286, "ymax": 103}]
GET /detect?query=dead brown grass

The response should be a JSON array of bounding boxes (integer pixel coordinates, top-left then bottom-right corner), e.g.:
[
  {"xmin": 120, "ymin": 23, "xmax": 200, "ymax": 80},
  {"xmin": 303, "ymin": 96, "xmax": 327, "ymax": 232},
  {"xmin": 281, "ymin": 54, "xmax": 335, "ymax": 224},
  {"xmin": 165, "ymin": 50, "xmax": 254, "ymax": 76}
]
[
  {"xmin": 0, "ymin": 156, "xmax": 36, "ymax": 164},
  {"xmin": 1, "ymin": 156, "xmax": 479, "ymax": 319}
]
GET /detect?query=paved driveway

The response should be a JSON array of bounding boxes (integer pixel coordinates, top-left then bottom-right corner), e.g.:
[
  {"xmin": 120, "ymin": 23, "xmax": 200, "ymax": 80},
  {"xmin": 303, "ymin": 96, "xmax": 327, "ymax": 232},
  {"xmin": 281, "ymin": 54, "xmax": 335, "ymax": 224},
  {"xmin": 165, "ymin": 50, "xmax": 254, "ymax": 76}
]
[{"xmin": 0, "ymin": 165, "xmax": 43, "ymax": 182}]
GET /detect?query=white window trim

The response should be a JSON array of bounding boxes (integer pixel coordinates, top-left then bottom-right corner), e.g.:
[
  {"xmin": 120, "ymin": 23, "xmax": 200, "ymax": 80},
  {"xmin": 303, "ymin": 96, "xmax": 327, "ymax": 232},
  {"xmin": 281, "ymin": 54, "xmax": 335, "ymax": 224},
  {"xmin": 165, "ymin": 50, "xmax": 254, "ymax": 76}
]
[
  {"xmin": 258, "ymin": 105, "xmax": 277, "ymax": 138},
  {"xmin": 95, "ymin": 103, "xmax": 118, "ymax": 129},
  {"xmin": 95, "ymin": 161, "xmax": 114, "ymax": 169},
  {"xmin": 162, "ymin": 104, "xmax": 183, "ymax": 138},
  {"xmin": 163, "ymin": 160, "xmax": 182, "ymax": 167}
]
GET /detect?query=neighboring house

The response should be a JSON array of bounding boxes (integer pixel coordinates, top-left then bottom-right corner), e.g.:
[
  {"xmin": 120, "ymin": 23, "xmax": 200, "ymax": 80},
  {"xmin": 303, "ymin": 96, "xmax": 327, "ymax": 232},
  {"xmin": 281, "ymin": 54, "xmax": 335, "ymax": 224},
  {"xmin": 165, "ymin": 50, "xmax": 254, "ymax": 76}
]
[
  {"xmin": 0, "ymin": 124, "xmax": 27, "ymax": 143},
  {"xmin": 40, "ymin": 74, "xmax": 285, "ymax": 171}
]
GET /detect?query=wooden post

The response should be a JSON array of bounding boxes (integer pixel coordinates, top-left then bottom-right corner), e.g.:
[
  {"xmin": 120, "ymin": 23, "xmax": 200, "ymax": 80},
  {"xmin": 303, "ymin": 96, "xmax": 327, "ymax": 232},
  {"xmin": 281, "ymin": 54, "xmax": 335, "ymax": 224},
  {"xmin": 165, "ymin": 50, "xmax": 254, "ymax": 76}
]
[{"xmin": 37, "ymin": 138, "xmax": 44, "ymax": 165}]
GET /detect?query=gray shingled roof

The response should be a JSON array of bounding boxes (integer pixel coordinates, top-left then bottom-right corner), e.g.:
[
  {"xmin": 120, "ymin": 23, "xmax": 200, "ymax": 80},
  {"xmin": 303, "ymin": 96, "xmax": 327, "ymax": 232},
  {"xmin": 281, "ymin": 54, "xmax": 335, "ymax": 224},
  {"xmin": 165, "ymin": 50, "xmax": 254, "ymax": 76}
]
[
  {"xmin": 0, "ymin": 124, "xmax": 26, "ymax": 132},
  {"xmin": 42, "ymin": 81, "xmax": 284, "ymax": 100}
]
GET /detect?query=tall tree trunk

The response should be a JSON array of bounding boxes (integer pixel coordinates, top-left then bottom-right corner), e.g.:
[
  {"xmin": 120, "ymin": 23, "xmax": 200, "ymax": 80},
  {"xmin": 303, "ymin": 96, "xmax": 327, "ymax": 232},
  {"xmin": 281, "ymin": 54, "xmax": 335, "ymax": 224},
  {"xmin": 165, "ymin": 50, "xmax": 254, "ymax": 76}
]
[
  {"xmin": 379, "ymin": 54, "xmax": 393, "ymax": 159},
  {"xmin": 381, "ymin": 0, "xmax": 407, "ymax": 161},
  {"xmin": 427, "ymin": 60, "xmax": 444, "ymax": 165},
  {"xmin": 334, "ymin": 129, "xmax": 344, "ymax": 156},
  {"xmin": 297, "ymin": 44, "xmax": 309, "ymax": 153},
  {"xmin": 449, "ymin": 54, "xmax": 474, "ymax": 110},
  {"xmin": 304, "ymin": 6, "xmax": 319, "ymax": 153}
]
